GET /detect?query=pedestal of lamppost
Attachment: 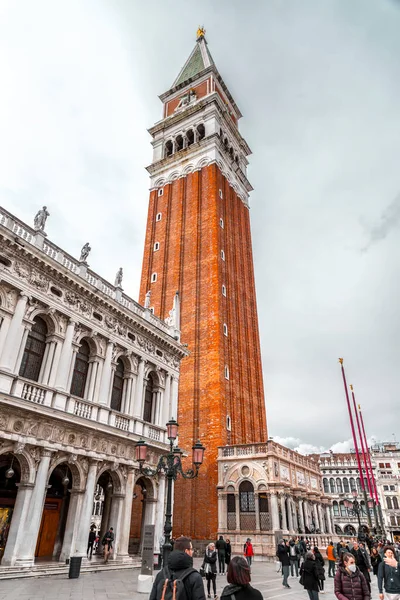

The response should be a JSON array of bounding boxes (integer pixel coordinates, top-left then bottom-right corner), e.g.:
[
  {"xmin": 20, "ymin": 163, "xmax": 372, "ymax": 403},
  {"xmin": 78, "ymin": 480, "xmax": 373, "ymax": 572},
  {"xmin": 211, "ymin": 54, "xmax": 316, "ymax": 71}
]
[{"xmin": 135, "ymin": 419, "xmax": 205, "ymax": 575}]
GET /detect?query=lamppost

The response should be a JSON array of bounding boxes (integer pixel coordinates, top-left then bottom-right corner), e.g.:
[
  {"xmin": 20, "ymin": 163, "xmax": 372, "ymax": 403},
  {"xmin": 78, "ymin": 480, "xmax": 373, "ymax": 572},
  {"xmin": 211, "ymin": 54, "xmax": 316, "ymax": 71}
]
[
  {"xmin": 135, "ymin": 418, "xmax": 205, "ymax": 566},
  {"xmin": 344, "ymin": 490, "xmax": 374, "ymax": 540}
]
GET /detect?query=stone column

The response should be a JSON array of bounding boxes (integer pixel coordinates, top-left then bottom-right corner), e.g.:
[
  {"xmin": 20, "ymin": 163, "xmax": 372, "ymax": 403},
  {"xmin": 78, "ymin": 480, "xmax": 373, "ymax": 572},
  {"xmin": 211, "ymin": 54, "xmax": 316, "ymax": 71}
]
[
  {"xmin": 118, "ymin": 469, "xmax": 136, "ymax": 560},
  {"xmin": 255, "ymin": 492, "xmax": 261, "ymax": 531},
  {"xmin": 74, "ymin": 460, "xmax": 99, "ymax": 556},
  {"xmin": 292, "ymin": 499, "xmax": 298, "ymax": 532},
  {"xmin": 133, "ymin": 358, "xmax": 145, "ymax": 417},
  {"xmin": 298, "ymin": 499, "xmax": 305, "ymax": 532},
  {"xmin": 271, "ymin": 492, "xmax": 280, "ymax": 531},
  {"xmin": 313, "ymin": 503, "xmax": 320, "ymax": 531},
  {"xmin": 122, "ymin": 372, "xmax": 134, "ymax": 415},
  {"xmin": 303, "ymin": 500, "xmax": 310, "ymax": 529},
  {"xmin": 2, "ymin": 482, "xmax": 34, "ymax": 566},
  {"xmin": 327, "ymin": 505, "xmax": 334, "ymax": 535},
  {"xmin": 235, "ymin": 493, "xmax": 241, "ymax": 531},
  {"xmin": 218, "ymin": 489, "xmax": 225, "ymax": 531},
  {"xmin": 15, "ymin": 449, "xmax": 53, "ymax": 566},
  {"xmin": 318, "ymin": 504, "xmax": 325, "ymax": 533},
  {"xmin": 287, "ymin": 497, "xmax": 294, "ymax": 532},
  {"xmin": 154, "ymin": 475, "xmax": 166, "ymax": 554},
  {"xmin": 48, "ymin": 339, "xmax": 63, "ymax": 387},
  {"xmin": 59, "ymin": 489, "xmax": 84, "ymax": 561},
  {"xmin": 41, "ymin": 338, "xmax": 58, "ymax": 385},
  {"xmin": 280, "ymin": 494, "xmax": 288, "ymax": 531},
  {"xmin": 0, "ymin": 314, "xmax": 11, "ymax": 357},
  {"xmin": 54, "ymin": 320, "xmax": 76, "ymax": 390},
  {"xmin": 170, "ymin": 376, "xmax": 179, "ymax": 421},
  {"xmin": 98, "ymin": 342, "xmax": 114, "ymax": 405},
  {"xmin": 162, "ymin": 374, "xmax": 171, "ymax": 426},
  {"xmin": 0, "ymin": 293, "xmax": 29, "ymax": 372},
  {"xmin": 108, "ymin": 493, "xmax": 125, "ymax": 559}
]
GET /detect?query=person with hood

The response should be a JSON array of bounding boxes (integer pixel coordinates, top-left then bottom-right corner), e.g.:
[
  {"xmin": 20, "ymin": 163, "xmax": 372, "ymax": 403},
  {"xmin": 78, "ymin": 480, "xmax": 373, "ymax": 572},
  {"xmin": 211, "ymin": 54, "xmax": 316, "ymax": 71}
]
[
  {"xmin": 220, "ymin": 556, "xmax": 263, "ymax": 600},
  {"xmin": 289, "ymin": 537, "xmax": 300, "ymax": 577},
  {"xmin": 203, "ymin": 542, "xmax": 218, "ymax": 599},
  {"xmin": 243, "ymin": 538, "xmax": 254, "ymax": 567},
  {"xmin": 149, "ymin": 536, "xmax": 205, "ymax": 600},
  {"xmin": 313, "ymin": 546, "xmax": 326, "ymax": 594},
  {"xmin": 377, "ymin": 545, "xmax": 400, "ymax": 600},
  {"xmin": 216, "ymin": 535, "xmax": 227, "ymax": 574},
  {"xmin": 334, "ymin": 552, "xmax": 370, "ymax": 600},
  {"xmin": 300, "ymin": 551, "xmax": 320, "ymax": 600},
  {"xmin": 350, "ymin": 541, "xmax": 371, "ymax": 592},
  {"xmin": 277, "ymin": 539, "xmax": 291, "ymax": 588}
]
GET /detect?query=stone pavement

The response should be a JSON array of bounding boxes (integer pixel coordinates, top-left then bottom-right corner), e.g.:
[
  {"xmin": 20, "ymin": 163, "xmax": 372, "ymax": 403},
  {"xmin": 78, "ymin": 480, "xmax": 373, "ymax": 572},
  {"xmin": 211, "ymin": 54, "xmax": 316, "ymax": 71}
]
[{"xmin": 0, "ymin": 559, "xmax": 380, "ymax": 599}]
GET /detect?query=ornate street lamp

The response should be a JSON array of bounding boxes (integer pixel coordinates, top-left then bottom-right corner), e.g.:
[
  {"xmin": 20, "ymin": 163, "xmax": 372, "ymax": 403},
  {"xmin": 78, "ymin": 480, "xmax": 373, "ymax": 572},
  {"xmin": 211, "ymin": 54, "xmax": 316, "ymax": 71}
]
[{"xmin": 135, "ymin": 419, "xmax": 205, "ymax": 565}]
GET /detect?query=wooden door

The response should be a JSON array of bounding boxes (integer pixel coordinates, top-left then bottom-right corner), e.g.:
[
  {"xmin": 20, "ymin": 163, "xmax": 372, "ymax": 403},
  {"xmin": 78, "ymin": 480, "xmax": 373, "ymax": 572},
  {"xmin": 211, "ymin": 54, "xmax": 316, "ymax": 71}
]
[{"xmin": 35, "ymin": 499, "xmax": 61, "ymax": 558}]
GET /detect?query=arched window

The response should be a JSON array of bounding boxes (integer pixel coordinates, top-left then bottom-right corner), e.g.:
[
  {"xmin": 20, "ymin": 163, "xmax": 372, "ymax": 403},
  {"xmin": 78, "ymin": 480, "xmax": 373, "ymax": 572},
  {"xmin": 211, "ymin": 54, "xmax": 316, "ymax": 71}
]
[
  {"xmin": 329, "ymin": 478, "xmax": 336, "ymax": 493},
  {"xmin": 165, "ymin": 140, "xmax": 173, "ymax": 157},
  {"xmin": 340, "ymin": 501, "xmax": 346, "ymax": 517},
  {"xmin": 110, "ymin": 358, "xmax": 124, "ymax": 412},
  {"xmin": 350, "ymin": 477, "xmax": 356, "ymax": 491},
  {"xmin": 323, "ymin": 478, "xmax": 329, "ymax": 493},
  {"xmin": 393, "ymin": 497, "xmax": 399, "ymax": 510},
  {"xmin": 143, "ymin": 373, "xmax": 155, "ymax": 423},
  {"xmin": 356, "ymin": 478, "xmax": 362, "ymax": 492},
  {"xmin": 70, "ymin": 340, "xmax": 90, "ymax": 398},
  {"xmin": 333, "ymin": 501, "xmax": 339, "ymax": 516},
  {"xmin": 227, "ymin": 493, "xmax": 236, "ymax": 530},
  {"xmin": 387, "ymin": 497, "xmax": 393, "ymax": 510},
  {"xmin": 239, "ymin": 481, "xmax": 255, "ymax": 512},
  {"xmin": 336, "ymin": 478, "xmax": 343, "ymax": 494},
  {"xmin": 197, "ymin": 124, "xmax": 205, "ymax": 140},
  {"xmin": 343, "ymin": 478, "xmax": 350, "ymax": 493},
  {"xmin": 19, "ymin": 316, "xmax": 47, "ymax": 382}
]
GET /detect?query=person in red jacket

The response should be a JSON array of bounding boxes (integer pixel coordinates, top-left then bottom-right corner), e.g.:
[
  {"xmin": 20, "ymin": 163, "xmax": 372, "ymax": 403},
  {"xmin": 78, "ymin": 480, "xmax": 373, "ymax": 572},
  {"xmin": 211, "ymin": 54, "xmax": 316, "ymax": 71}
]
[
  {"xmin": 243, "ymin": 538, "xmax": 254, "ymax": 567},
  {"xmin": 334, "ymin": 552, "xmax": 370, "ymax": 600}
]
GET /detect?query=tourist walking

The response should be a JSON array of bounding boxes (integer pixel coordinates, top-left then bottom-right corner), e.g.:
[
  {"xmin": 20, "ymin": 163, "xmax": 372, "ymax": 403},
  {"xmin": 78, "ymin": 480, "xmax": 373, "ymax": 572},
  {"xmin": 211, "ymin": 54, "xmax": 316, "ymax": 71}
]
[
  {"xmin": 334, "ymin": 552, "xmax": 370, "ymax": 600},
  {"xmin": 220, "ymin": 556, "xmax": 263, "ymax": 600},
  {"xmin": 149, "ymin": 536, "xmax": 205, "ymax": 600},
  {"xmin": 300, "ymin": 551, "xmax": 320, "ymax": 600},
  {"xmin": 243, "ymin": 538, "xmax": 254, "ymax": 567},
  {"xmin": 216, "ymin": 535, "xmax": 227, "ymax": 574},
  {"xmin": 87, "ymin": 526, "xmax": 96, "ymax": 559},
  {"xmin": 377, "ymin": 545, "xmax": 400, "ymax": 600},
  {"xmin": 225, "ymin": 538, "xmax": 231, "ymax": 567},
  {"xmin": 327, "ymin": 541, "xmax": 337, "ymax": 577},
  {"xmin": 102, "ymin": 527, "xmax": 114, "ymax": 564},
  {"xmin": 314, "ymin": 546, "xmax": 326, "ymax": 594},
  {"xmin": 350, "ymin": 541, "xmax": 372, "ymax": 592},
  {"xmin": 277, "ymin": 539, "xmax": 291, "ymax": 589},
  {"xmin": 203, "ymin": 542, "xmax": 218, "ymax": 599},
  {"xmin": 289, "ymin": 538, "xmax": 300, "ymax": 576},
  {"xmin": 370, "ymin": 546, "xmax": 382, "ymax": 578}
]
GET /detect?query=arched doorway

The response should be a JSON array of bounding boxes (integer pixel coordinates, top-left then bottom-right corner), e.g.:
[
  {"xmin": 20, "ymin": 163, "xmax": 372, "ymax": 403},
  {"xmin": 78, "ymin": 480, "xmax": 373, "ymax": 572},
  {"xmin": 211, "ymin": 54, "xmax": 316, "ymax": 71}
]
[
  {"xmin": 129, "ymin": 477, "xmax": 154, "ymax": 554},
  {"xmin": 35, "ymin": 463, "xmax": 72, "ymax": 559},
  {"xmin": 344, "ymin": 524, "xmax": 356, "ymax": 536},
  {"xmin": 0, "ymin": 453, "xmax": 20, "ymax": 563}
]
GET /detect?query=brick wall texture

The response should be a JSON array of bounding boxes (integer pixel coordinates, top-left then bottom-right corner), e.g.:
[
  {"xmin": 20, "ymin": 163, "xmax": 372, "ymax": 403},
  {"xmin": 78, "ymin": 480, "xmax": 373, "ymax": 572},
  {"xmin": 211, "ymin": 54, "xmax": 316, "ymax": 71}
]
[{"xmin": 139, "ymin": 163, "xmax": 267, "ymax": 540}]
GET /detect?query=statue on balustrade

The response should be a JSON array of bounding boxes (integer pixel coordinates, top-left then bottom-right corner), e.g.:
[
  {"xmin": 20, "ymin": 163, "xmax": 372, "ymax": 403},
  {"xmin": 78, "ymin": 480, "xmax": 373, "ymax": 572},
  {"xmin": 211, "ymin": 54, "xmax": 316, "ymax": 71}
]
[
  {"xmin": 33, "ymin": 206, "xmax": 50, "ymax": 231},
  {"xmin": 114, "ymin": 267, "xmax": 123, "ymax": 288},
  {"xmin": 144, "ymin": 290, "xmax": 151, "ymax": 309},
  {"xmin": 79, "ymin": 242, "xmax": 91, "ymax": 263}
]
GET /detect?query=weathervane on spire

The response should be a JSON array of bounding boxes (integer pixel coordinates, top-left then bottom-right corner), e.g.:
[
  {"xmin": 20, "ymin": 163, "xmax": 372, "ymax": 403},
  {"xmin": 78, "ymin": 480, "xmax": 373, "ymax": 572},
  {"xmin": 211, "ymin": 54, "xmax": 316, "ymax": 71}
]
[{"xmin": 196, "ymin": 26, "xmax": 206, "ymax": 40}]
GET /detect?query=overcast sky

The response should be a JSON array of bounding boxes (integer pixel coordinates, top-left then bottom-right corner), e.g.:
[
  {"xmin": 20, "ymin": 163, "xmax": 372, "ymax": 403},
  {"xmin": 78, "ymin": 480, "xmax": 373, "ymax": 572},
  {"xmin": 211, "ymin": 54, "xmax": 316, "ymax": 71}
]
[{"xmin": 1, "ymin": 0, "xmax": 399, "ymax": 454}]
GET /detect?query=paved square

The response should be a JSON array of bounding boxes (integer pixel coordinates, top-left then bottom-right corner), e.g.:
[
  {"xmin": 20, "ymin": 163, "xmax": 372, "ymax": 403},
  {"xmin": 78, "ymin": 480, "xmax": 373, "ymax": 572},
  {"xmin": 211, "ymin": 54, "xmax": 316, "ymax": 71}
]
[{"xmin": 0, "ymin": 560, "xmax": 379, "ymax": 599}]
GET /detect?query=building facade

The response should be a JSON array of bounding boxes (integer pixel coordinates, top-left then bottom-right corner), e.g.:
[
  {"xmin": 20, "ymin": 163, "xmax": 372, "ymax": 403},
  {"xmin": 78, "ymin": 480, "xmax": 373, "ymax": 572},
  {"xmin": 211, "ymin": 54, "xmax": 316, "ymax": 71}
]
[
  {"xmin": 0, "ymin": 206, "xmax": 187, "ymax": 566},
  {"xmin": 217, "ymin": 440, "xmax": 333, "ymax": 558},
  {"xmin": 371, "ymin": 442, "xmax": 400, "ymax": 542},
  {"xmin": 139, "ymin": 29, "xmax": 267, "ymax": 540}
]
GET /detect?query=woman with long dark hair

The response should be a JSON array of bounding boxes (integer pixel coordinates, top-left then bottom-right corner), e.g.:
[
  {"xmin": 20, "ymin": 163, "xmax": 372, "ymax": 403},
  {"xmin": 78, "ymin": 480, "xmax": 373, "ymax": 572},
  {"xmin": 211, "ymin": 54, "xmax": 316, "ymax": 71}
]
[
  {"xmin": 313, "ymin": 546, "xmax": 326, "ymax": 593},
  {"xmin": 370, "ymin": 546, "xmax": 382, "ymax": 578},
  {"xmin": 225, "ymin": 538, "xmax": 232, "ymax": 566},
  {"xmin": 220, "ymin": 556, "xmax": 263, "ymax": 600}
]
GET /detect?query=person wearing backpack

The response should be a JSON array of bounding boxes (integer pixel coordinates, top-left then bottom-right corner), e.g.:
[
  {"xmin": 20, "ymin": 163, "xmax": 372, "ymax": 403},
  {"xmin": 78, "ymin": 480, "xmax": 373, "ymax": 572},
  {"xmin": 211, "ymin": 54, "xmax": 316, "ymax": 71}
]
[
  {"xmin": 149, "ymin": 536, "xmax": 205, "ymax": 600},
  {"xmin": 377, "ymin": 545, "xmax": 400, "ymax": 600}
]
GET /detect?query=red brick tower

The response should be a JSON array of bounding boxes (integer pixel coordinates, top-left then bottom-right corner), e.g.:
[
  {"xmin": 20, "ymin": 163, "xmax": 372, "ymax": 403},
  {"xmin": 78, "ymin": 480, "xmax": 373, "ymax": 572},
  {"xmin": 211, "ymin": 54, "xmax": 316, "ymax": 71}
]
[{"xmin": 139, "ymin": 29, "xmax": 267, "ymax": 540}]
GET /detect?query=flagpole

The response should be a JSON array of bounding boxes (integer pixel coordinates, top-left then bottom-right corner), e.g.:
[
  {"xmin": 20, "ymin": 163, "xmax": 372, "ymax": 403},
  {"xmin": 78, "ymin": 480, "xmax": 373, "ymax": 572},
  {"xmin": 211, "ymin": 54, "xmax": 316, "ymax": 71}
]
[
  {"xmin": 338, "ymin": 359, "xmax": 367, "ymax": 504},
  {"xmin": 350, "ymin": 385, "xmax": 373, "ymax": 528},
  {"xmin": 358, "ymin": 404, "xmax": 385, "ymax": 537}
]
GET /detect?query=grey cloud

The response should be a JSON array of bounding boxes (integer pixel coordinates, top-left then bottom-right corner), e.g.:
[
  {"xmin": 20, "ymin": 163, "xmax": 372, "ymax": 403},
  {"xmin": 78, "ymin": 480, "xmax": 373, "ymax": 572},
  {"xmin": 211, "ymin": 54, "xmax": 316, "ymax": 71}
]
[{"xmin": 362, "ymin": 192, "xmax": 400, "ymax": 251}]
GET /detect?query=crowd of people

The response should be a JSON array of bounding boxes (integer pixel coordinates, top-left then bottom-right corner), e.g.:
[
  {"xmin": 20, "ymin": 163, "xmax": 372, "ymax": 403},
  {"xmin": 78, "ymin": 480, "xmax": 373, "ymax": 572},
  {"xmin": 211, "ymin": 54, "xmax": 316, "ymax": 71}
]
[{"xmin": 276, "ymin": 535, "xmax": 400, "ymax": 600}]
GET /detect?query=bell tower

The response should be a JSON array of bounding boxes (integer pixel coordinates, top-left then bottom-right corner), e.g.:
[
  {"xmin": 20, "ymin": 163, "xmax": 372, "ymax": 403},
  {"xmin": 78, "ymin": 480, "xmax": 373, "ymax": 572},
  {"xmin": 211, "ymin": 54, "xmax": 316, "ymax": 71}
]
[{"xmin": 139, "ymin": 29, "xmax": 267, "ymax": 540}]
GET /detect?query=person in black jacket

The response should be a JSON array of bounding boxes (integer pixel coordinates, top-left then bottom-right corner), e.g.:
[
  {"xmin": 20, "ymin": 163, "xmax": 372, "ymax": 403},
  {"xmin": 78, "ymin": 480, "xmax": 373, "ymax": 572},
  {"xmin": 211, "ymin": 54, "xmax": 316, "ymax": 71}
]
[
  {"xmin": 300, "ymin": 551, "xmax": 320, "ymax": 600},
  {"xmin": 220, "ymin": 556, "xmax": 263, "ymax": 600},
  {"xmin": 216, "ymin": 535, "xmax": 227, "ymax": 574},
  {"xmin": 350, "ymin": 541, "xmax": 371, "ymax": 592},
  {"xmin": 313, "ymin": 546, "xmax": 325, "ymax": 593},
  {"xmin": 149, "ymin": 536, "xmax": 205, "ymax": 600},
  {"xmin": 377, "ymin": 545, "xmax": 400, "ymax": 599},
  {"xmin": 203, "ymin": 542, "xmax": 218, "ymax": 599},
  {"xmin": 225, "ymin": 538, "xmax": 232, "ymax": 567},
  {"xmin": 87, "ymin": 526, "xmax": 96, "ymax": 559},
  {"xmin": 277, "ymin": 539, "xmax": 291, "ymax": 588},
  {"xmin": 370, "ymin": 546, "xmax": 382, "ymax": 577},
  {"xmin": 288, "ymin": 538, "xmax": 300, "ymax": 576}
]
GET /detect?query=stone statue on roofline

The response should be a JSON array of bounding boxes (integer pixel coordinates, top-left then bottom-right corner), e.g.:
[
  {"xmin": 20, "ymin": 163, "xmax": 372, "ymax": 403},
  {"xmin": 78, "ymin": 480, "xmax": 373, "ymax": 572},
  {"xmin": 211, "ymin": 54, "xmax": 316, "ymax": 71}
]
[
  {"xmin": 79, "ymin": 242, "xmax": 91, "ymax": 263},
  {"xmin": 33, "ymin": 206, "xmax": 50, "ymax": 231},
  {"xmin": 144, "ymin": 290, "xmax": 151, "ymax": 309},
  {"xmin": 114, "ymin": 267, "xmax": 123, "ymax": 288}
]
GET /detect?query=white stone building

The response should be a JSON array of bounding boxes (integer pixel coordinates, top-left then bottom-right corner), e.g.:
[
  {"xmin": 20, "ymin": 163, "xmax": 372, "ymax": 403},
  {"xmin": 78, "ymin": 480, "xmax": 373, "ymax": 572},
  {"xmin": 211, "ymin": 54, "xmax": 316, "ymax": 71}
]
[
  {"xmin": 371, "ymin": 442, "xmax": 400, "ymax": 542},
  {"xmin": 0, "ymin": 206, "xmax": 187, "ymax": 567},
  {"xmin": 217, "ymin": 440, "xmax": 333, "ymax": 558}
]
